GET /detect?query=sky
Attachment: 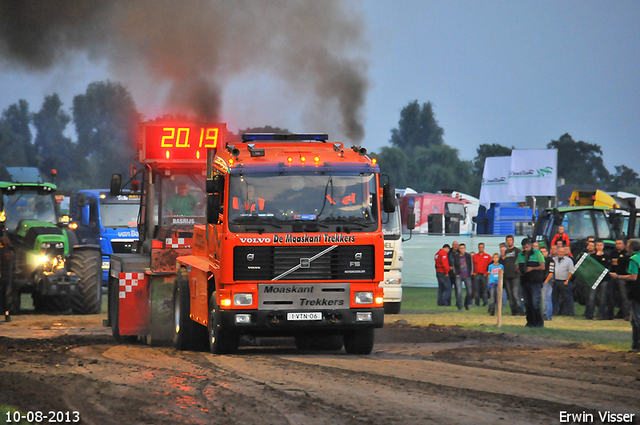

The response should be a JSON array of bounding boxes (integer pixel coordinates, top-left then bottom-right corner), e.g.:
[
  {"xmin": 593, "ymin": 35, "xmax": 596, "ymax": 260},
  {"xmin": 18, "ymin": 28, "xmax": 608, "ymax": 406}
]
[{"xmin": 1, "ymin": 0, "xmax": 639, "ymax": 172}]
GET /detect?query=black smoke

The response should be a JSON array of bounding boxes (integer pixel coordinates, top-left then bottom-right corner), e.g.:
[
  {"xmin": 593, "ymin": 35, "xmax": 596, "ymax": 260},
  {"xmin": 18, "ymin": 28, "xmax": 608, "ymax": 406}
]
[{"xmin": 0, "ymin": 0, "xmax": 369, "ymax": 141}]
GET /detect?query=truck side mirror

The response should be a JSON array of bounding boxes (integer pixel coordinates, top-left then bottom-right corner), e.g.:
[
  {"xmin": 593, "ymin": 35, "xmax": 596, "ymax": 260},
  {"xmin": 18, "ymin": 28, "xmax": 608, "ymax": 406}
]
[
  {"xmin": 76, "ymin": 193, "xmax": 87, "ymax": 207},
  {"xmin": 382, "ymin": 183, "xmax": 397, "ymax": 213},
  {"xmin": 406, "ymin": 213, "xmax": 416, "ymax": 230},
  {"xmin": 207, "ymin": 194, "xmax": 220, "ymax": 224},
  {"xmin": 81, "ymin": 204, "xmax": 90, "ymax": 226},
  {"xmin": 110, "ymin": 174, "xmax": 122, "ymax": 197},
  {"xmin": 206, "ymin": 175, "xmax": 224, "ymax": 194}
]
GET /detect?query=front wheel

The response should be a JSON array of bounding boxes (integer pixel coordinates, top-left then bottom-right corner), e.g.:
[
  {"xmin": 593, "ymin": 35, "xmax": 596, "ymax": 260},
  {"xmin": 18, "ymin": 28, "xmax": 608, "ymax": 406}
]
[
  {"xmin": 69, "ymin": 249, "xmax": 102, "ymax": 314},
  {"xmin": 343, "ymin": 328, "xmax": 375, "ymax": 355},
  {"xmin": 208, "ymin": 292, "xmax": 239, "ymax": 354},
  {"xmin": 172, "ymin": 268, "xmax": 207, "ymax": 351}
]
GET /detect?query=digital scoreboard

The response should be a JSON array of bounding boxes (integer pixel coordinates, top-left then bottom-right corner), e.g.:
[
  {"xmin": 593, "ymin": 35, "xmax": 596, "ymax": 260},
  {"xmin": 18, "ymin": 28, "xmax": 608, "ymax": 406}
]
[{"xmin": 140, "ymin": 122, "xmax": 227, "ymax": 163}]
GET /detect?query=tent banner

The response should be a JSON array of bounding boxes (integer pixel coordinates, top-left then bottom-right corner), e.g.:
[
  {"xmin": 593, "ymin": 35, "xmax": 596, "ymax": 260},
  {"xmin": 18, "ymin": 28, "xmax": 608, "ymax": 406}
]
[
  {"xmin": 479, "ymin": 156, "xmax": 523, "ymax": 208},
  {"xmin": 507, "ymin": 149, "xmax": 558, "ymax": 197}
]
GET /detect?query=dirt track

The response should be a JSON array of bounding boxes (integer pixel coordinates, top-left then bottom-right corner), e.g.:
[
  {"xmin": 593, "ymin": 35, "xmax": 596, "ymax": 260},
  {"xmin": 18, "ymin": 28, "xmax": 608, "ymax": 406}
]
[{"xmin": 1, "ymin": 313, "xmax": 639, "ymax": 425}]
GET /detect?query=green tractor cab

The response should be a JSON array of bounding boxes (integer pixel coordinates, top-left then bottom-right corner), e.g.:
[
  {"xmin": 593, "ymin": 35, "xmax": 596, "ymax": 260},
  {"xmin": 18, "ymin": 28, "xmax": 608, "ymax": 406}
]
[{"xmin": 0, "ymin": 167, "xmax": 102, "ymax": 314}]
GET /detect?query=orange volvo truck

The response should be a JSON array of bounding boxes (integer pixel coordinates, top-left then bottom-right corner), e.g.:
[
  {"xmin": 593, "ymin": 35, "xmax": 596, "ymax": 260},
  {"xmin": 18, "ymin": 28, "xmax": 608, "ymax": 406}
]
[
  {"xmin": 173, "ymin": 133, "xmax": 396, "ymax": 354},
  {"xmin": 106, "ymin": 121, "xmax": 225, "ymax": 345}
]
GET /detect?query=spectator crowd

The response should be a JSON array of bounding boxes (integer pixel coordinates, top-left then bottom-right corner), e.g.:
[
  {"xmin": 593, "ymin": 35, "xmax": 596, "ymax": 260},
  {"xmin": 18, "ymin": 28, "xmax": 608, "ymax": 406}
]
[{"xmin": 434, "ymin": 227, "xmax": 640, "ymax": 350}]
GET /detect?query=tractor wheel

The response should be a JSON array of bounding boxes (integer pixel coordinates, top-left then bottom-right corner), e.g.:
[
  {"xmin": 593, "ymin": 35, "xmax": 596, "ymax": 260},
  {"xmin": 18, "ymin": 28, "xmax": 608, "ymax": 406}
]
[
  {"xmin": 208, "ymin": 292, "xmax": 239, "ymax": 354},
  {"xmin": 69, "ymin": 249, "xmax": 102, "ymax": 314},
  {"xmin": 343, "ymin": 328, "xmax": 375, "ymax": 355},
  {"xmin": 173, "ymin": 268, "xmax": 208, "ymax": 351}
]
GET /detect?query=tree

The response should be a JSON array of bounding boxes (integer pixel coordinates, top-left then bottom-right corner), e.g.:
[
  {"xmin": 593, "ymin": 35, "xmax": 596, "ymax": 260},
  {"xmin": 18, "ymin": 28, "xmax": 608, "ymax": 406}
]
[
  {"xmin": 412, "ymin": 145, "xmax": 477, "ymax": 195},
  {"xmin": 73, "ymin": 81, "xmax": 139, "ymax": 187},
  {"xmin": 547, "ymin": 133, "xmax": 610, "ymax": 186},
  {"xmin": 610, "ymin": 165, "xmax": 640, "ymax": 194},
  {"xmin": 472, "ymin": 143, "xmax": 512, "ymax": 178},
  {"xmin": 370, "ymin": 146, "xmax": 411, "ymax": 190},
  {"xmin": 0, "ymin": 100, "xmax": 37, "ymax": 170},
  {"xmin": 390, "ymin": 101, "xmax": 444, "ymax": 150},
  {"xmin": 32, "ymin": 94, "xmax": 82, "ymax": 185}
]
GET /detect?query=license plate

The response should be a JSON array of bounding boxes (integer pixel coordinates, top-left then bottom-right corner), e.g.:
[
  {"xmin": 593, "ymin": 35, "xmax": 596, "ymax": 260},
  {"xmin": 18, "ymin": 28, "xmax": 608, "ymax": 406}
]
[{"xmin": 287, "ymin": 312, "xmax": 322, "ymax": 321}]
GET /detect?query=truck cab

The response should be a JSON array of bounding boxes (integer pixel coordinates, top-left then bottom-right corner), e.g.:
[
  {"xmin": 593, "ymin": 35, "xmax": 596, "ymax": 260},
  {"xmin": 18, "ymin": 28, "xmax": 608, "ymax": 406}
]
[
  {"xmin": 380, "ymin": 206, "xmax": 403, "ymax": 314},
  {"xmin": 72, "ymin": 190, "xmax": 140, "ymax": 285},
  {"xmin": 172, "ymin": 133, "xmax": 394, "ymax": 354}
]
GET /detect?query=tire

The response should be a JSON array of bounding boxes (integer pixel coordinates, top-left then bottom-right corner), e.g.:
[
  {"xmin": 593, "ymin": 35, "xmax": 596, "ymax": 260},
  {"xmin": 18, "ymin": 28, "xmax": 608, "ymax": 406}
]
[
  {"xmin": 343, "ymin": 328, "xmax": 375, "ymax": 355},
  {"xmin": 69, "ymin": 249, "xmax": 102, "ymax": 314},
  {"xmin": 109, "ymin": 274, "xmax": 135, "ymax": 343},
  {"xmin": 208, "ymin": 292, "xmax": 239, "ymax": 354},
  {"xmin": 172, "ymin": 268, "xmax": 207, "ymax": 351},
  {"xmin": 384, "ymin": 302, "xmax": 401, "ymax": 315},
  {"xmin": 295, "ymin": 335, "xmax": 344, "ymax": 351},
  {"xmin": 32, "ymin": 293, "xmax": 71, "ymax": 313}
]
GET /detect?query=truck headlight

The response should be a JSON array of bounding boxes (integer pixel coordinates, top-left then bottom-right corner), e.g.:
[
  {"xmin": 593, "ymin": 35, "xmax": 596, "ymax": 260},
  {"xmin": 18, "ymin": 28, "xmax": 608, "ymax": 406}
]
[
  {"xmin": 38, "ymin": 255, "xmax": 49, "ymax": 264},
  {"xmin": 385, "ymin": 278, "xmax": 400, "ymax": 285},
  {"xmin": 234, "ymin": 293, "xmax": 253, "ymax": 306},
  {"xmin": 41, "ymin": 242, "xmax": 51, "ymax": 249},
  {"xmin": 354, "ymin": 291, "xmax": 373, "ymax": 304}
]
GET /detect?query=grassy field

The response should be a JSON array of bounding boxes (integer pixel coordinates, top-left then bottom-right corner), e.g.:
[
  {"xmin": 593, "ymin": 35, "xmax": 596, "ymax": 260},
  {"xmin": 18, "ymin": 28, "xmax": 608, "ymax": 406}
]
[{"xmin": 397, "ymin": 287, "xmax": 633, "ymax": 352}]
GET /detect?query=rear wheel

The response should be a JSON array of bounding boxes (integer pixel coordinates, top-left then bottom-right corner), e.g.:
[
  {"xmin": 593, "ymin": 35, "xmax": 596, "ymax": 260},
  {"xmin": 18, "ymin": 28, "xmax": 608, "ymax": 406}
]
[
  {"xmin": 208, "ymin": 292, "xmax": 239, "ymax": 354},
  {"xmin": 343, "ymin": 328, "xmax": 375, "ymax": 355},
  {"xmin": 172, "ymin": 268, "xmax": 208, "ymax": 351},
  {"xmin": 69, "ymin": 249, "xmax": 102, "ymax": 314}
]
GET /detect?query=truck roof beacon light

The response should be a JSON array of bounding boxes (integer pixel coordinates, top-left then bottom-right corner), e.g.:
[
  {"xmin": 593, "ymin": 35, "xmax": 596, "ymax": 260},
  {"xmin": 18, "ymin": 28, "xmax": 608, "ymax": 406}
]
[{"xmin": 242, "ymin": 133, "xmax": 328, "ymax": 142}]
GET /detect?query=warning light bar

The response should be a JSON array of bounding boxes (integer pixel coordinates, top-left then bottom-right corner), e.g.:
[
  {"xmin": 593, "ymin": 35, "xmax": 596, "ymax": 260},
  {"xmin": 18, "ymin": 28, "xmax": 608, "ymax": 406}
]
[
  {"xmin": 140, "ymin": 123, "xmax": 227, "ymax": 163},
  {"xmin": 241, "ymin": 133, "xmax": 328, "ymax": 142}
]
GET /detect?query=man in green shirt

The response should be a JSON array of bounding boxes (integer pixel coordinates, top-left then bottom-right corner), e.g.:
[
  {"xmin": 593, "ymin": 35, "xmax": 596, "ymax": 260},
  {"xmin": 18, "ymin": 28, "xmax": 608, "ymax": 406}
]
[
  {"xmin": 610, "ymin": 239, "xmax": 640, "ymax": 351},
  {"xmin": 166, "ymin": 182, "xmax": 203, "ymax": 216},
  {"xmin": 516, "ymin": 238, "xmax": 546, "ymax": 328}
]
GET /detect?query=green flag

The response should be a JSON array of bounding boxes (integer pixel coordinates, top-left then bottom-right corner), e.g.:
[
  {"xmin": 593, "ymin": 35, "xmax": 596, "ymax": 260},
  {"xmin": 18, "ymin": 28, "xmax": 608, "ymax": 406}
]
[{"xmin": 572, "ymin": 253, "xmax": 608, "ymax": 290}]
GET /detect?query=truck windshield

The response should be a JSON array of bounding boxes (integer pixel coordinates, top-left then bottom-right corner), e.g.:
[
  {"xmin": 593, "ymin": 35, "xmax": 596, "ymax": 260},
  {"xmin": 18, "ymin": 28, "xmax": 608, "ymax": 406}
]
[
  {"xmin": 160, "ymin": 172, "xmax": 207, "ymax": 225},
  {"xmin": 562, "ymin": 210, "xmax": 613, "ymax": 241},
  {"xmin": 3, "ymin": 191, "xmax": 57, "ymax": 232},
  {"xmin": 228, "ymin": 172, "xmax": 378, "ymax": 231},
  {"xmin": 100, "ymin": 203, "xmax": 140, "ymax": 228},
  {"xmin": 445, "ymin": 202, "xmax": 466, "ymax": 218}
]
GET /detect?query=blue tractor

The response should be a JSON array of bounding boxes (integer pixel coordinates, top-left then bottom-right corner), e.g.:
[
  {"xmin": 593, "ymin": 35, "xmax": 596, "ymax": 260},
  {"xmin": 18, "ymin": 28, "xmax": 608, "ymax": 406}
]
[{"xmin": 72, "ymin": 189, "xmax": 140, "ymax": 285}]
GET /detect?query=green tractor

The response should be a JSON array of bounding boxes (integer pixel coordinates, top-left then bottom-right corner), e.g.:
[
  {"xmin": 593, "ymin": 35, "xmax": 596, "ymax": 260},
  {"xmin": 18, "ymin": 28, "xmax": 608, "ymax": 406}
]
[{"xmin": 0, "ymin": 167, "xmax": 102, "ymax": 314}]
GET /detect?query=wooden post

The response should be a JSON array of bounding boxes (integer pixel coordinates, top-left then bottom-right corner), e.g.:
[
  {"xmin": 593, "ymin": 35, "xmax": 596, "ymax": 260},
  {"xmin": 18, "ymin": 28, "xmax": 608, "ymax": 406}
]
[{"xmin": 497, "ymin": 268, "xmax": 503, "ymax": 328}]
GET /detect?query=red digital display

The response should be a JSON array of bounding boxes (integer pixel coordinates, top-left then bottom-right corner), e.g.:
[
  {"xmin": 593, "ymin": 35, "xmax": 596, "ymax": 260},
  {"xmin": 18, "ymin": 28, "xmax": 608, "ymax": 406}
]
[{"xmin": 141, "ymin": 123, "xmax": 226, "ymax": 163}]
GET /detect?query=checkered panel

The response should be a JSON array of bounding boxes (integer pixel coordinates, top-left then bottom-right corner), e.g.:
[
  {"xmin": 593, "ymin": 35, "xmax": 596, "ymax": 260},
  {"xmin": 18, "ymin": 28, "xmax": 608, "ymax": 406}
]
[
  {"xmin": 165, "ymin": 238, "xmax": 193, "ymax": 248},
  {"xmin": 119, "ymin": 272, "xmax": 146, "ymax": 299}
]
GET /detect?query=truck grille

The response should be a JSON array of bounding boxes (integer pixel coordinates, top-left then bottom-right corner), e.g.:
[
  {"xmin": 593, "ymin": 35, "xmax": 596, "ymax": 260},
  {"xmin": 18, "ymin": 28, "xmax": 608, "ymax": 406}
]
[
  {"xmin": 234, "ymin": 245, "xmax": 375, "ymax": 281},
  {"xmin": 111, "ymin": 241, "xmax": 136, "ymax": 254}
]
